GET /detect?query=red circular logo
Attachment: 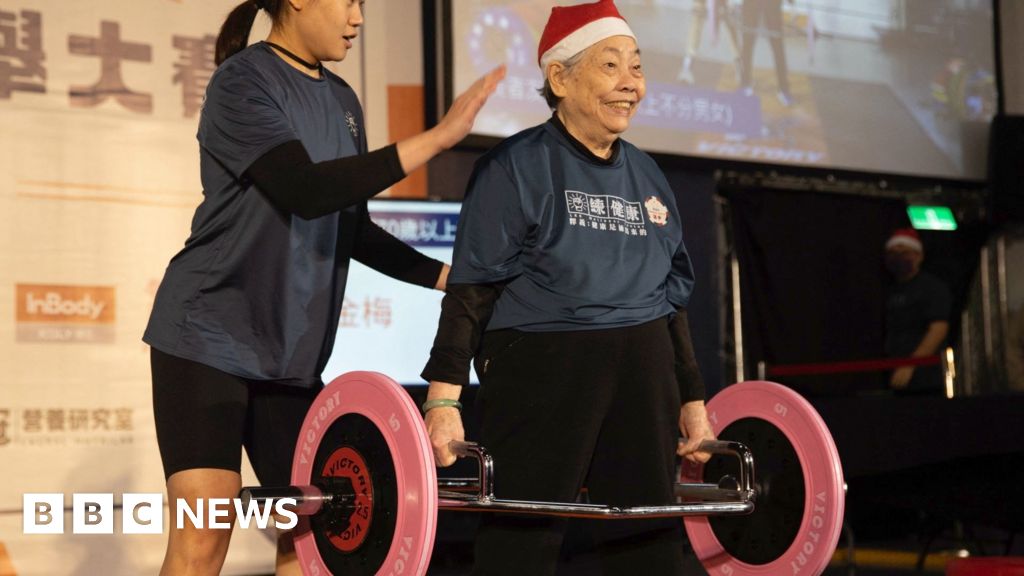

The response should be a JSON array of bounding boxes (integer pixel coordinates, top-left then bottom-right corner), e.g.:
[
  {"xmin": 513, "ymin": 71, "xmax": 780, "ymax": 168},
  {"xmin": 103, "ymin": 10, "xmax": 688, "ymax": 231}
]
[{"xmin": 321, "ymin": 446, "xmax": 374, "ymax": 553}]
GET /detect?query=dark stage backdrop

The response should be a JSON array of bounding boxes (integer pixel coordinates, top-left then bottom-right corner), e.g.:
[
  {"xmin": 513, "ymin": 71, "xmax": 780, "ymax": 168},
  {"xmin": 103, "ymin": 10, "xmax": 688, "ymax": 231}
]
[
  {"xmin": 427, "ymin": 150, "xmax": 725, "ymax": 395},
  {"xmin": 726, "ymin": 188, "xmax": 913, "ymax": 394}
]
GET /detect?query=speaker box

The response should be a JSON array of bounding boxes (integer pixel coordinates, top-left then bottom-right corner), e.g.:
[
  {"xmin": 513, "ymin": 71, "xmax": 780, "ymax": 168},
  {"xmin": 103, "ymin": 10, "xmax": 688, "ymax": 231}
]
[{"xmin": 989, "ymin": 114, "xmax": 1024, "ymax": 222}]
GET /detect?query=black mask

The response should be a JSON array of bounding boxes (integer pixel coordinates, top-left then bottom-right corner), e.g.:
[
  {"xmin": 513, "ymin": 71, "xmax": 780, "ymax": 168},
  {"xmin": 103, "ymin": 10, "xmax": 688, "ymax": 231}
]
[{"xmin": 885, "ymin": 253, "xmax": 915, "ymax": 279}]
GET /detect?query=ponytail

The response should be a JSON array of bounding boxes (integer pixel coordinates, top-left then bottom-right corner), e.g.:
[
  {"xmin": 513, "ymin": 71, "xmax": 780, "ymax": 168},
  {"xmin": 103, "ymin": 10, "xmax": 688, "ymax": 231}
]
[{"xmin": 215, "ymin": 0, "xmax": 262, "ymax": 65}]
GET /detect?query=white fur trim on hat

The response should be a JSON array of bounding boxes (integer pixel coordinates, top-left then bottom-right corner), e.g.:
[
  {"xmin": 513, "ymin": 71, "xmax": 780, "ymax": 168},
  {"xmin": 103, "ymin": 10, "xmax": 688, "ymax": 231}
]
[
  {"xmin": 885, "ymin": 235, "xmax": 923, "ymax": 252},
  {"xmin": 539, "ymin": 17, "xmax": 636, "ymax": 71}
]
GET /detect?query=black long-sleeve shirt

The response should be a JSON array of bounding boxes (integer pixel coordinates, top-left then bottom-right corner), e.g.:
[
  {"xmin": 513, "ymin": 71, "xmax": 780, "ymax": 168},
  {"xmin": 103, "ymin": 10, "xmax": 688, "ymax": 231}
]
[
  {"xmin": 421, "ymin": 283, "xmax": 705, "ymax": 403},
  {"xmin": 246, "ymin": 139, "xmax": 443, "ymax": 288}
]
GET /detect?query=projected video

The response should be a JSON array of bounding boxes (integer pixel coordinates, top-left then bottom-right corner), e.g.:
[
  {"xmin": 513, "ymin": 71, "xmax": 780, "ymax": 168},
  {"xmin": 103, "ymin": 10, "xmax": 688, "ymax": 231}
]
[{"xmin": 452, "ymin": 0, "xmax": 996, "ymax": 180}]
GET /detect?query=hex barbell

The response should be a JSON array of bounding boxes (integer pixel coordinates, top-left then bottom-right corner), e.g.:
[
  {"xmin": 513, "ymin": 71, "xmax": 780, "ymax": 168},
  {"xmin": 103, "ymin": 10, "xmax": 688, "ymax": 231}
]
[{"xmin": 240, "ymin": 372, "xmax": 845, "ymax": 576}]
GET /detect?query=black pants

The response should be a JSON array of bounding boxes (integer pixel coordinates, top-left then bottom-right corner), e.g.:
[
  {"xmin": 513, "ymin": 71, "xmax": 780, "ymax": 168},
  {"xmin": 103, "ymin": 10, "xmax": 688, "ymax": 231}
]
[
  {"xmin": 740, "ymin": 0, "xmax": 790, "ymax": 94},
  {"xmin": 471, "ymin": 319, "xmax": 686, "ymax": 576},
  {"xmin": 151, "ymin": 347, "xmax": 319, "ymax": 486}
]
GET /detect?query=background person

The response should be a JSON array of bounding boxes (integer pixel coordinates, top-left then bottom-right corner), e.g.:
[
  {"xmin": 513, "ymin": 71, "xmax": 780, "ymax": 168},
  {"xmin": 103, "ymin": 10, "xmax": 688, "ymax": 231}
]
[
  {"xmin": 739, "ymin": 0, "xmax": 793, "ymax": 106},
  {"xmin": 884, "ymin": 228, "xmax": 952, "ymax": 394},
  {"xmin": 677, "ymin": 0, "xmax": 743, "ymax": 85}
]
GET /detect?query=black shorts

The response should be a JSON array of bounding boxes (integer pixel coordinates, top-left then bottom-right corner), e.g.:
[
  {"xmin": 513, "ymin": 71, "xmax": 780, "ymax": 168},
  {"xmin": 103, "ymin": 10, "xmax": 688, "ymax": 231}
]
[{"xmin": 151, "ymin": 347, "xmax": 320, "ymax": 486}]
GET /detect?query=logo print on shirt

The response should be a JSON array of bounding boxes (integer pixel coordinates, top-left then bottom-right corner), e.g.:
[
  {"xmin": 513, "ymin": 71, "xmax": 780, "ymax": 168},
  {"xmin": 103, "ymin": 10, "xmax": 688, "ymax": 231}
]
[
  {"xmin": 345, "ymin": 111, "xmax": 359, "ymax": 140},
  {"xmin": 565, "ymin": 190, "xmax": 647, "ymax": 236},
  {"xmin": 645, "ymin": 196, "xmax": 669, "ymax": 227}
]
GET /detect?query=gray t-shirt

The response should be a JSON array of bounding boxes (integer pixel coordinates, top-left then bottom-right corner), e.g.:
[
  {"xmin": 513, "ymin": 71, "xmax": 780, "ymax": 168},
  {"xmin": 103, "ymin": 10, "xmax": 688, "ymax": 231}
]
[{"xmin": 144, "ymin": 43, "xmax": 364, "ymax": 386}]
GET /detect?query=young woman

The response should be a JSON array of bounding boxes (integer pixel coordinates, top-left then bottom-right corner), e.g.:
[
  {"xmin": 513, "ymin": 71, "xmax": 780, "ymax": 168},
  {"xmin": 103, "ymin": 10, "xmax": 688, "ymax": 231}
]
[{"xmin": 143, "ymin": 1, "xmax": 504, "ymax": 574}]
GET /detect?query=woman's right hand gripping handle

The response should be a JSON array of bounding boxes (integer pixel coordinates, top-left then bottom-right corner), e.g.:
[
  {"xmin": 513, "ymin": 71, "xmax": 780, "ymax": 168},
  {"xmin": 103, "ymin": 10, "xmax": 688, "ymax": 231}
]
[{"xmin": 424, "ymin": 381, "xmax": 465, "ymax": 467}]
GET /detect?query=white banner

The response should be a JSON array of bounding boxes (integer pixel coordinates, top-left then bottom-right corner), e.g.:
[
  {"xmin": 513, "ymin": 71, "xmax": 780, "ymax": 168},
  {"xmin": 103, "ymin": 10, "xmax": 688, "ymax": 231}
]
[{"xmin": 0, "ymin": 1, "xmax": 366, "ymax": 573}]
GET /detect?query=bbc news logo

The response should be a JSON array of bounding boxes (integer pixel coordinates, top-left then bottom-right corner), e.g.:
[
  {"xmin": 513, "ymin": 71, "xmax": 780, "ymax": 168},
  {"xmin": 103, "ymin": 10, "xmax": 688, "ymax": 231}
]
[
  {"xmin": 15, "ymin": 284, "xmax": 116, "ymax": 343},
  {"xmin": 23, "ymin": 494, "xmax": 298, "ymax": 534}
]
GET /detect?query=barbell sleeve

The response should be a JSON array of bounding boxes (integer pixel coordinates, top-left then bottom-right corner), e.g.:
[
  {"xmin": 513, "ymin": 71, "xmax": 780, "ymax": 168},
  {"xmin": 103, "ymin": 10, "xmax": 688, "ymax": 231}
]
[{"xmin": 238, "ymin": 484, "xmax": 337, "ymax": 516}]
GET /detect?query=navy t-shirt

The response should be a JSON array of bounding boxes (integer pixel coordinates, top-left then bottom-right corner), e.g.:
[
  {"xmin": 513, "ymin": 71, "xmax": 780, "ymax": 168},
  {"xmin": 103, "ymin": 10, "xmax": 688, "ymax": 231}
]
[
  {"xmin": 449, "ymin": 118, "xmax": 695, "ymax": 331},
  {"xmin": 885, "ymin": 270, "xmax": 952, "ymax": 357},
  {"xmin": 885, "ymin": 270, "xmax": 952, "ymax": 392},
  {"xmin": 144, "ymin": 43, "xmax": 365, "ymax": 386}
]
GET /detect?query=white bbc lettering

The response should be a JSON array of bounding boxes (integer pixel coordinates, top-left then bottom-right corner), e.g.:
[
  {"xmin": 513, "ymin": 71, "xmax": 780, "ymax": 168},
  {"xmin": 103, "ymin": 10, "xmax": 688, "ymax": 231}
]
[
  {"xmin": 122, "ymin": 493, "xmax": 164, "ymax": 534},
  {"xmin": 207, "ymin": 498, "xmax": 233, "ymax": 529},
  {"xmin": 177, "ymin": 498, "xmax": 204, "ymax": 529},
  {"xmin": 73, "ymin": 493, "xmax": 114, "ymax": 534},
  {"xmin": 23, "ymin": 493, "xmax": 64, "ymax": 534},
  {"xmin": 234, "ymin": 496, "xmax": 274, "ymax": 529},
  {"xmin": 176, "ymin": 497, "xmax": 299, "ymax": 530},
  {"xmin": 24, "ymin": 493, "xmax": 295, "ymax": 533},
  {"xmin": 274, "ymin": 499, "xmax": 298, "ymax": 529}
]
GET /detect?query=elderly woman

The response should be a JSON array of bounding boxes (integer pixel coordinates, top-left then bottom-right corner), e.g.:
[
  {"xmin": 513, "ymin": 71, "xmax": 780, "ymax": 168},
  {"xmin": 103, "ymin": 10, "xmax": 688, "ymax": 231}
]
[{"xmin": 421, "ymin": 0, "xmax": 715, "ymax": 573}]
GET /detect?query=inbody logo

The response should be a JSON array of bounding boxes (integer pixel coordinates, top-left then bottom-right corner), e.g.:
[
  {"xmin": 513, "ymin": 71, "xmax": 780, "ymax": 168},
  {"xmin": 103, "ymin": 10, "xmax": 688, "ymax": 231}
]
[
  {"xmin": 25, "ymin": 292, "xmax": 106, "ymax": 319},
  {"xmin": 23, "ymin": 494, "xmax": 298, "ymax": 533},
  {"xmin": 15, "ymin": 284, "xmax": 116, "ymax": 343}
]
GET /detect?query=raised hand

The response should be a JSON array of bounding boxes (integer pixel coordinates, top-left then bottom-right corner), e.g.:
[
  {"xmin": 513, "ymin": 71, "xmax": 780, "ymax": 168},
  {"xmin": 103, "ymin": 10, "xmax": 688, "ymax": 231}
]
[{"xmin": 433, "ymin": 65, "xmax": 507, "ymax": 149}]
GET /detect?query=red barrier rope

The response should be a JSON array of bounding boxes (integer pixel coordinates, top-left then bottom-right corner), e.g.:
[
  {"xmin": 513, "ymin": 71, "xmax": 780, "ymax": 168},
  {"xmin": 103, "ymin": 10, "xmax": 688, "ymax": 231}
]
[{"xmin": 764, "ymin": 355, "xmax": 941, "ymax": 377}]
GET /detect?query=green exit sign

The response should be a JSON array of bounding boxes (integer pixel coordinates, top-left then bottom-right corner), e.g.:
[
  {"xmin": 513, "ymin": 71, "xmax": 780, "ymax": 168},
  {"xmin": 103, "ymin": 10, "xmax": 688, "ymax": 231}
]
[{"xmin": 907, "ymin": 206, "xmax": 958, "ymax": 231}]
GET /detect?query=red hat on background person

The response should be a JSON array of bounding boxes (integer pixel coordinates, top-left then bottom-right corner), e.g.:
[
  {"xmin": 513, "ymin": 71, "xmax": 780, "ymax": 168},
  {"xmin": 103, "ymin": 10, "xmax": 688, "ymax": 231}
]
[
  {"xmin": 537, "ymin": 0, "xmax": 636, "ymax": 71},
  {"xmin": 885, "ymin": 228, "xmax": 923, "ymax": 253},
  {"xmin": 885, "ymin": 228, "xmax": 924, "ymax": 281}
]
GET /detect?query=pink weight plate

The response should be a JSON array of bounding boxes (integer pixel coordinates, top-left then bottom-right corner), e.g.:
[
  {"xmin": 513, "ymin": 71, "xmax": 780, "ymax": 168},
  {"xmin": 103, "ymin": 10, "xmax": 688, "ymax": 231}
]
[
  {"xmin": 291, "ymin": 371, "xmax": 437, "ymax": 576},
  {"xmin": 681, "ymin": 381, "xmax": 845, "ymax": 576}
]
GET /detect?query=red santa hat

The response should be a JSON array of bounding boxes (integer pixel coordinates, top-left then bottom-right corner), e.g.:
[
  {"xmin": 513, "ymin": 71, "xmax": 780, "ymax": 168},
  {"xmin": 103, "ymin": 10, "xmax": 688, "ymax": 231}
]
[
  {"xmin": 885, "ymin": 228, "xmax": 923, "ymax": 252},
  {"xmin": 537, "ymin": 0, "xmax": 636, "ymax": 71}
]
